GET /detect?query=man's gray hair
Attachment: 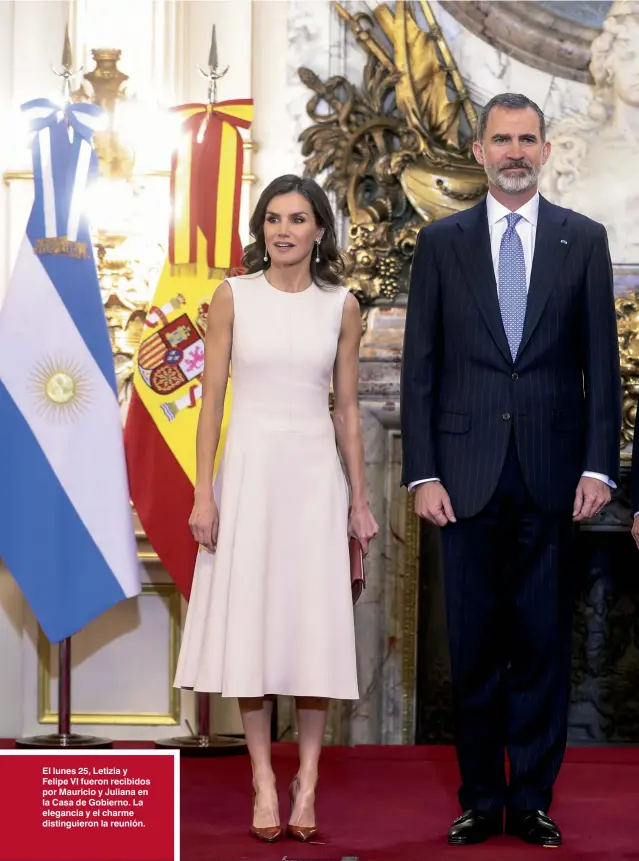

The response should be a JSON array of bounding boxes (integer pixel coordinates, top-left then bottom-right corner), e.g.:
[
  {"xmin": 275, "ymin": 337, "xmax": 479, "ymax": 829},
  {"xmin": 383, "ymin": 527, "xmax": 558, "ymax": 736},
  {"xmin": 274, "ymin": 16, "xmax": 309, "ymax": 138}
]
[{"xmin": 476, "ymin": 93, "xmax": 546, "ymax": 143}]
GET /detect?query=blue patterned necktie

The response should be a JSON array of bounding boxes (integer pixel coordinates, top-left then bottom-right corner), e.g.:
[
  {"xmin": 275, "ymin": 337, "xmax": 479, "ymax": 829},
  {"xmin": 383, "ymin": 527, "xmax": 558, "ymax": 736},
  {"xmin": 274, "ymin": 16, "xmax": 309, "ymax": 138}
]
[{"xmin": 498, "ymin": 212, "xmax": 527, "ymax": 361}]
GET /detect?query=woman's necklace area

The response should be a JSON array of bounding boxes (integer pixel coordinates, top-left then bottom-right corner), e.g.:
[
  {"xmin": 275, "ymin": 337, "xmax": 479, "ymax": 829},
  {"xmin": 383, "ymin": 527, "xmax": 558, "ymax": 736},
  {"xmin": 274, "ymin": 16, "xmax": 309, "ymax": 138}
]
[{"xmin": 264, "ymin": 269, "xmax": 312, "ymax": 294}]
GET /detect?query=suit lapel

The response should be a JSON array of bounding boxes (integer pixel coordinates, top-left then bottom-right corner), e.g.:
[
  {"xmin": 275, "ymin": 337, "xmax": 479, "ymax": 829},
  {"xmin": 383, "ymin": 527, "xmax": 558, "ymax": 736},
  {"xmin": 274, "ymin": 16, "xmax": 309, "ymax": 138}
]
[
  {"xmin": 517, "ymin": 195, "xmax": 570, "ymax": 359},
  {"xmin": 453, "ymin": 199, "xmax": 512, "ymax": 366}
]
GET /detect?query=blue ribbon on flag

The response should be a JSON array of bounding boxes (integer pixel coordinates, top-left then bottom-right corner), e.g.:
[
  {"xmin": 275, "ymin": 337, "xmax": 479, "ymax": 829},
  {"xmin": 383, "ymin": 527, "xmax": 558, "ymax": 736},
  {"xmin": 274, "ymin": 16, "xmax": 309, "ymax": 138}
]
[{"xmin": 21, "ymin": 98, "xmax": 104, "ymax": 259}]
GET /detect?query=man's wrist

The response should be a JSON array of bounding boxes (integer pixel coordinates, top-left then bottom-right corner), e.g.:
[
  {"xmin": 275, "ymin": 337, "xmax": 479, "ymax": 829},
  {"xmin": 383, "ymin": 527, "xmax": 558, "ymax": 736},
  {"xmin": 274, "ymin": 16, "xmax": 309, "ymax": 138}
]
[
  {"xmin": 581, "ymin": 471, "xmax": 615, "ymax": 489},
  {"xmin": 408, "ymin": 478, "xmax": 440, "ymax": 492}
]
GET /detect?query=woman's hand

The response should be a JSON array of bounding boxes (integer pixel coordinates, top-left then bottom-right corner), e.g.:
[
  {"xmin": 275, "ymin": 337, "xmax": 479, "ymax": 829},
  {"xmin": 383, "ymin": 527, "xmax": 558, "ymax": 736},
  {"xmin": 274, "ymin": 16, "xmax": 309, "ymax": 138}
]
[
  {"xmin": 348, "ymin": 503, "xmax": 378, "ymax": 556},
  {"xmin": 189, "ymin": 490, "xmax": 219, "ymax": 553}
]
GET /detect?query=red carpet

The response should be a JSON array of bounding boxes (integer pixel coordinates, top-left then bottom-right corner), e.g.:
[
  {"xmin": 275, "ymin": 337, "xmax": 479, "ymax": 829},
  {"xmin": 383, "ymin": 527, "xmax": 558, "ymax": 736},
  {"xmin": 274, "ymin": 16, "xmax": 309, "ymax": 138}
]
[
  {"xmin": 178, "ymin": 744, "xmax": 639, "ymax": 861},
  {"xmin": 3, "ymin": 740, "xmax": 638, "ymax": 859}
]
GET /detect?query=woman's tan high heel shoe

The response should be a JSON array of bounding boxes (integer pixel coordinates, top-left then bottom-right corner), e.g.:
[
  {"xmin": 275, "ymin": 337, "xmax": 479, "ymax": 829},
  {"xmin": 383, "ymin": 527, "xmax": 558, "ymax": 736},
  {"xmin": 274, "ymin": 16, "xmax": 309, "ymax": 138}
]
[
  {"xmin": 249, "ymin": 786, "xmax": 282, "ymax": 842},
  {"xmin": 286, "ymin": 776, "xmax": 319, "ymax": 842}
]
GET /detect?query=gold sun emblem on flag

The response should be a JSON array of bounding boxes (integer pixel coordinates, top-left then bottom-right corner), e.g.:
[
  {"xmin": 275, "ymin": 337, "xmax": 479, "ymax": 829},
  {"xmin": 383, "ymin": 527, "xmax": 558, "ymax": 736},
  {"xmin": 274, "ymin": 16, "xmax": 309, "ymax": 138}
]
[{"xmin": 29, "ymin": 358, "xmax": 91, "ymax": 421}]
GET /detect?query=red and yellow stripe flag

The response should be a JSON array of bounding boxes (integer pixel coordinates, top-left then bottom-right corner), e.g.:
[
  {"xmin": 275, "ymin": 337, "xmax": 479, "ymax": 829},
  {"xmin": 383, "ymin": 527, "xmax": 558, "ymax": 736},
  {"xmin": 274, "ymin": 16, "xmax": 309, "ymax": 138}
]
[
  {"xmin": 169, "ymin": 100, "xmax": 253, "ymax": 273},
  {"xmin": 124, "ymin": 99, "xmax": 254, "ymax": 599}
]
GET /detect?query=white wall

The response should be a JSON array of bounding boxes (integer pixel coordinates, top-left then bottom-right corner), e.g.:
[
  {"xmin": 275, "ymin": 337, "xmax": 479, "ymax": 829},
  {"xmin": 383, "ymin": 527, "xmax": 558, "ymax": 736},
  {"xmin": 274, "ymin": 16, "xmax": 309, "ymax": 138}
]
[{"xmin": 251, "ymin": 0, "xmax": 293, "ymax": 203}]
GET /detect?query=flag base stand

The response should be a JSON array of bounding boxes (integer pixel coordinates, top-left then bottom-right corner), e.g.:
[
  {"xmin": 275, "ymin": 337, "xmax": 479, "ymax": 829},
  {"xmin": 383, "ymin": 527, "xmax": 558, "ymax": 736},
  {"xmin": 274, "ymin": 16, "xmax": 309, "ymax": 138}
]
[
  {"xmin": 154, "ymin": 734, "xmax": 246, "ymax": 757},
  {"xmin": 155, "ymin": 692, "xmax": 247, "ymax": 757},
  {"xmin": 15, "ymin": 637, "xmax": 113, "ymax": 750},
  {"xmin": 16, "ymin": 732, "xmax": 112, "ymax": 749}
]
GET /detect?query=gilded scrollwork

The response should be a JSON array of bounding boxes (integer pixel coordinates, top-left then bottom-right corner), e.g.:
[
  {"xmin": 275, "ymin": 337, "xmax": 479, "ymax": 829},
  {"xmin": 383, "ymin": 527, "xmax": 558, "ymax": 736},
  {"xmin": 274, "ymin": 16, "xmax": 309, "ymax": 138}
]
[
  {"xmin": 298, "ymin": 1, "xmax": 487, "ymax": 304},
  {"xmin": 615, "ymin": 291, "xmax": 639, "ymax": 446},
  {"xmin": 95, "ymin": 227, "xmax": 166, "ymax": 410}
]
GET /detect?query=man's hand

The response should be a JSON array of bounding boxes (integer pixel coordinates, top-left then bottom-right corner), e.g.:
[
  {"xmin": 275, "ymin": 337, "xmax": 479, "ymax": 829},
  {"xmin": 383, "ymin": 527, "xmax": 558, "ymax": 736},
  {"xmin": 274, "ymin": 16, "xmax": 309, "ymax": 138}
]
[
  {"xmin": 631, "ymin": 515, "xmax": 639, "ymax": 549},
  {"xmin": 572, "ymin": 476, "xmax": 611, "ymax": 522},
  {"xmin": 414, "ymin": 481, "xmax": 457, "ymax": 527}
]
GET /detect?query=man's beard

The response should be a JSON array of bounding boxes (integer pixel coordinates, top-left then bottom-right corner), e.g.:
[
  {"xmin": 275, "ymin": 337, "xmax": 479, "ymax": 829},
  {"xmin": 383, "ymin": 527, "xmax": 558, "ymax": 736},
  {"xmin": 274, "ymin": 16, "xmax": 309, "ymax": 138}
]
[{"xmin": 485, "ymin": 161, "xmax": 540, "ymax": 193}]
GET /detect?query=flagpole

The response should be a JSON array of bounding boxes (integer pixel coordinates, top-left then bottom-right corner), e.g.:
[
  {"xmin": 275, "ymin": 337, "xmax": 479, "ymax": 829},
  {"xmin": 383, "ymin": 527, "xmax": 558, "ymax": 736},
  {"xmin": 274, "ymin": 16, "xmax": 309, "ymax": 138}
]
[
  {"xmin": 155, "ymin": 27, "xmax": 246, "ymax": 757},
  {"xmin": 59, "ymin": 635, "xmax": 71, "ymax": 737},
  {"xmin": 16, "ymin": 636, "xmax": 113, "ymax": 748}
]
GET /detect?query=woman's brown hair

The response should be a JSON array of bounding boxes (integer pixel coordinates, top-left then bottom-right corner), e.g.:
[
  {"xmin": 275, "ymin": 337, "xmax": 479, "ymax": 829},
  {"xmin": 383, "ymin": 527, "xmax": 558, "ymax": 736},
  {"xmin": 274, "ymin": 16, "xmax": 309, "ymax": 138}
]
[{"xmin": 241, "ymin": 174, "xmax": 345, "ymax": 287}]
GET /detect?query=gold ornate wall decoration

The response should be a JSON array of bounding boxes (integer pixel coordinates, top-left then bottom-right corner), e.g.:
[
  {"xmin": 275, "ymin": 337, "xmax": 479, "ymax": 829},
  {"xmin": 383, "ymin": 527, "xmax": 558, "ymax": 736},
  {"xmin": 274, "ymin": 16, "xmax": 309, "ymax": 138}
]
[
  {"xmin": 73, "ymin": 48, "xmax": 135, "ymax": 181},
  {"xmin": 615, "ymin": 291, "xmax": 639, "ymax": 449},
  {"xmin": 298, "ymin": 0, "xmax": 487, "ymax": 305}
]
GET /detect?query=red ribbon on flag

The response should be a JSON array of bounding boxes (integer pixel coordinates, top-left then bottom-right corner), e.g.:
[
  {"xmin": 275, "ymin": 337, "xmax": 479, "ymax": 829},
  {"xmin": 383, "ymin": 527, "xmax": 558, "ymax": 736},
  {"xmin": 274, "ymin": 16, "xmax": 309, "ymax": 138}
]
[{"xmin": 168, "ymin": 99, "xmax": 253, "ymax": 274}]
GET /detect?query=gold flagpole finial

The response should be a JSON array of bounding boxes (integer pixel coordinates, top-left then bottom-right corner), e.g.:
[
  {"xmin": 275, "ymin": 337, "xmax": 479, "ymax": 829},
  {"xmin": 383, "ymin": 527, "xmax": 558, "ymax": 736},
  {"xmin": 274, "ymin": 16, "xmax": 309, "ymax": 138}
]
[
  {"xmin": 197, "ymin": 23, "xmax": 229, "ymax": 105},
  {"xmin": 52, "ymin": 23, "xmax": 83, "ymax": 104}
]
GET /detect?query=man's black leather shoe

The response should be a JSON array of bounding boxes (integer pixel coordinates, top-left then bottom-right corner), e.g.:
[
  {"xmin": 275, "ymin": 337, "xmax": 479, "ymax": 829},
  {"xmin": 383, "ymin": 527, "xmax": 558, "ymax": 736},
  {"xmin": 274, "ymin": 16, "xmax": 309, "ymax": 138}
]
[
  {"xmin": 448, "ymin": 810, "xmax": 503, "ymax": 845},
  {"xmin": 506, "ymin": 810, "xmax": 562, "ymax": 846}
]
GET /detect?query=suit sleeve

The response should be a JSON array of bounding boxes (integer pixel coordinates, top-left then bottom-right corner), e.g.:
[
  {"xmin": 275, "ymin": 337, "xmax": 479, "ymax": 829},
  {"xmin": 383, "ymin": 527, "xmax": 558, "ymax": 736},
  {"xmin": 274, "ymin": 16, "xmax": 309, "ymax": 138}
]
[
  {"xmin": 581, "ymin": 223, "xmax": 621, "ymax": 483},
  {"xmin": 400, "ymin": 227, "xmax": 441, "ymax": 487}
]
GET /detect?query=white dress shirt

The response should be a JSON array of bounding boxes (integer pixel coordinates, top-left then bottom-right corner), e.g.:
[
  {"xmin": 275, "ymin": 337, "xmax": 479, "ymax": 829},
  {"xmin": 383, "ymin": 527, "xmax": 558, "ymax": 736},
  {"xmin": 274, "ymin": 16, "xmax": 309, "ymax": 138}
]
[{"xmin": 409, "ymin": 191, "xmax": 613, "ymax": 493}]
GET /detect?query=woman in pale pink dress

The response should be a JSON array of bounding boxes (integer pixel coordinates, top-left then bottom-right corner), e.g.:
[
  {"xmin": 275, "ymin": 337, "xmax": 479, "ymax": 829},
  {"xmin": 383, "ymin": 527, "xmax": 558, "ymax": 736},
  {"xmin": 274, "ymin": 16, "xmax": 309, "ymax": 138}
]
[{"xmin": 174, "ymin": 175, "xmax": 378, "ymax": 842}]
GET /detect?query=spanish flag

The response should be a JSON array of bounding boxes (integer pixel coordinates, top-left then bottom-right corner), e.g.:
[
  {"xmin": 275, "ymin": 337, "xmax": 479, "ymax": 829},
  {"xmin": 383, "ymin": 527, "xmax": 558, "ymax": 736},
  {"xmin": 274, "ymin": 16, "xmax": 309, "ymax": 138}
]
[{"xmin": 124, "ymin": 99, "xmax": 253, "ymax": 599}]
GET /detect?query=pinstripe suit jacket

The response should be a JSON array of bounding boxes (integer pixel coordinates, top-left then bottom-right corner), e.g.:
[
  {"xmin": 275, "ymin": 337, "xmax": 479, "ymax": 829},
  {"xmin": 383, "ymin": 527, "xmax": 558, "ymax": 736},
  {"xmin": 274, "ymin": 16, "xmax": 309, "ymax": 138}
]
[{"xmin": 400, "ymin": 194, "xmax": 621, "ymax": 517}]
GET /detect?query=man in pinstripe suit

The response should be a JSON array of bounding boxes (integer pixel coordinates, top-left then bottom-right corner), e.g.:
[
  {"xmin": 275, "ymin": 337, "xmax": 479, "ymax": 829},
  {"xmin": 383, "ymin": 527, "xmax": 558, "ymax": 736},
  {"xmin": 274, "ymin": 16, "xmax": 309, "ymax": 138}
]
[{"xmin": 401, "ymin": 93, "xmax": 621, "ymax": 846}]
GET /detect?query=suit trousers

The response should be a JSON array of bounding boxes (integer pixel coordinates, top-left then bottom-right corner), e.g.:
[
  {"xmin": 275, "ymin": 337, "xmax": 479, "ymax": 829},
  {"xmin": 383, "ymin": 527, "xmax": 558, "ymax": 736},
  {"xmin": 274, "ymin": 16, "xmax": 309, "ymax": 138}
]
[{"xmin": 440, "ymin": 430, "xmax": 576, "ymax": 814}]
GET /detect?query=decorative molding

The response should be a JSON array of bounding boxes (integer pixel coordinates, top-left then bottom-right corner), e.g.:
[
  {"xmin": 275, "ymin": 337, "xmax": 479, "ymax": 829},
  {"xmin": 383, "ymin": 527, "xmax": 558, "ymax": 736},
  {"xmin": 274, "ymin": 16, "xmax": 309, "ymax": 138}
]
[{"xmin": 37, "ymin": 581, "xmax": 181, "ymax": 726}]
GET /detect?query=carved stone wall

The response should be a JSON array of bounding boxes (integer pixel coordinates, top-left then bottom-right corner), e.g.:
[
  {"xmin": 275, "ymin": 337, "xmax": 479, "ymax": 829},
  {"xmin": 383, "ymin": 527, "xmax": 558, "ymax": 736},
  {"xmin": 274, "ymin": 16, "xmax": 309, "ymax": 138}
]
[{"xmin": 439, "ymin": 1, "xmax": 608, "ymax": 83}]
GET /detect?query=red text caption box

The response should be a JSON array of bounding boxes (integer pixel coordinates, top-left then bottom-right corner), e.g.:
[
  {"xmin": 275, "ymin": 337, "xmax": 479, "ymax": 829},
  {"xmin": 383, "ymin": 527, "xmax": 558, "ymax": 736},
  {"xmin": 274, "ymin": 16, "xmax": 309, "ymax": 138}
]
[{"xmin": 0, "ymin": 751, "xmax": 177, "ymax": 861}]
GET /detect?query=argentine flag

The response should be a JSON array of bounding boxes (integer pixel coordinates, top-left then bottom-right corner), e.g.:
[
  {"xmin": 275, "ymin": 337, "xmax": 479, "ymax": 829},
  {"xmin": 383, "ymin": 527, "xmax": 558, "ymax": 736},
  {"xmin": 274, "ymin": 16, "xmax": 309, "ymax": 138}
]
[{"xmin": 0, "ymin": 98, "xmax": 141, "ymax": 644}]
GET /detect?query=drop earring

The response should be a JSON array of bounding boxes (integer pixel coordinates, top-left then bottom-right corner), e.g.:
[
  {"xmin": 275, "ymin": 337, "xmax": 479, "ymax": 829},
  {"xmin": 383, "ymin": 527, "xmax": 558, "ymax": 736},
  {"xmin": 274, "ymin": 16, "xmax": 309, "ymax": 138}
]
[
  {"xmin": 263, "ymin": 249, "xmax": 269, "ymax": 263},
  {"xmin": 315, "ymin": 239, "xmax": 320, "ymax": 263}
]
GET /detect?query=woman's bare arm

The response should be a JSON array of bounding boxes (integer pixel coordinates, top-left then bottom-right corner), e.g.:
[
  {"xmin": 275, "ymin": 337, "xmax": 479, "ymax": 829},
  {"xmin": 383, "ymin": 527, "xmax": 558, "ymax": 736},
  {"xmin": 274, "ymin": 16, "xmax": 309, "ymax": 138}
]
[
  {"xmin": 195, "ymin": 281, "xmax": 234, "ymax": 493},
  {"xmin": 189, "ymin": 281, "xmax": 233, "ymax": 551},
  {"xmin": 332, "ymin": 293, "xmax": 367, "ymax": 505},
  {"xmin": 332, "ymin": 292, "xmax": 378, "ymax": 551}
]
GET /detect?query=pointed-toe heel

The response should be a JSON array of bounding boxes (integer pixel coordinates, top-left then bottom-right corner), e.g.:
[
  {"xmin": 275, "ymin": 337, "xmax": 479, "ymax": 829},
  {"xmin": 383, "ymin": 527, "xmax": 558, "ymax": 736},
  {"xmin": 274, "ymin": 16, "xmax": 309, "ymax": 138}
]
[
  {"xmin": 287, "ymin": 777, "xmax": 319, "ymax": 842},
  {"xmin": 250, "ymin": 824, "xmax": 283, "ymax": 842},
  {"xmin": 286, "ymin": 823, "xmax": 318, "ymax": 842},
  {"xmin": 250, "ymin": 787, "xmax": 282, "ymax": 842}
]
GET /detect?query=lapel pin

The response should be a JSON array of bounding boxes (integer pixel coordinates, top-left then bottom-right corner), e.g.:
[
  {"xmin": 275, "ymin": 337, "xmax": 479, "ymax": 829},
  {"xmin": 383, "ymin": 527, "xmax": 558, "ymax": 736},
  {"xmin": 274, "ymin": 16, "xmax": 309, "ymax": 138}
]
[{"xmin": 560, "ymin": 239, "xmax": 568, "ymax": 244}]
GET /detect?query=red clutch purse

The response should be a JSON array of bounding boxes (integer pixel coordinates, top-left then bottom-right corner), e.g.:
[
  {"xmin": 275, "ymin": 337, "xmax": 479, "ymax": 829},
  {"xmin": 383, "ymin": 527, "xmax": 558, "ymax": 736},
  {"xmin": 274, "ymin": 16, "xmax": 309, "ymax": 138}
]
[{"xmin": 349, "ymin": 535, "xmax": 366, "ymax": 604}]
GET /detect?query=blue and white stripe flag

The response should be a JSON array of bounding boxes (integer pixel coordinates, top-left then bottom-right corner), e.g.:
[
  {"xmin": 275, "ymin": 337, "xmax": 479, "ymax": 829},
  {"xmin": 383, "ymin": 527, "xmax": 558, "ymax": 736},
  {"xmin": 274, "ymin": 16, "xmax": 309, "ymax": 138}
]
[{"xmin": 0, "ymin": 98, "xmax": 141, "ymax": 644}]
